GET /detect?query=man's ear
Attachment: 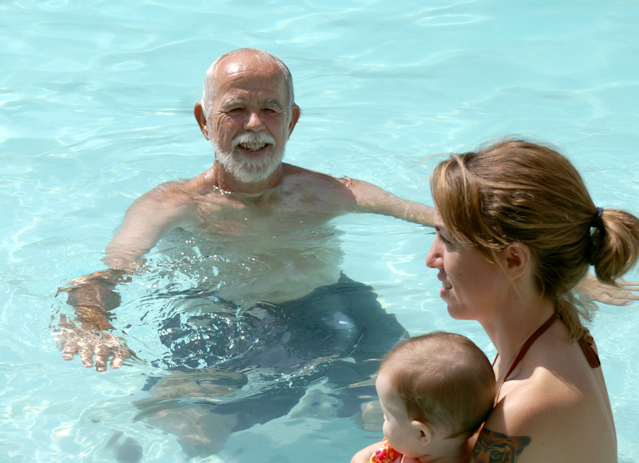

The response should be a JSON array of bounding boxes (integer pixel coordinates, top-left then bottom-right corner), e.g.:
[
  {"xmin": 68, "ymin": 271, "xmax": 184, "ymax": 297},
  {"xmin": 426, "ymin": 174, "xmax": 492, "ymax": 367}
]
[
  {"xmin": 411, "ymin": 420, "xmax": 434, "ymax": 448},
  {"xmin": 501, "ymin": 242, "xmax": 531, "ymax": 280},
  {"xmin": 194, "ymin": 102, "xmax": 210, "ymax": 140},
  {"xmin": 287, "ymin": 104, "xmax": 301, "ymax": 138}
]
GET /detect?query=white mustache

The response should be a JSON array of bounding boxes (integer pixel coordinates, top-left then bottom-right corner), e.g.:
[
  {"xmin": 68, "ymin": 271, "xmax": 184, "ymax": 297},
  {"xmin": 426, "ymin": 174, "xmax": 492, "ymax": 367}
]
[{"xmin": 231, "ymin": 132, "xmax": 277, "ymax": 150}]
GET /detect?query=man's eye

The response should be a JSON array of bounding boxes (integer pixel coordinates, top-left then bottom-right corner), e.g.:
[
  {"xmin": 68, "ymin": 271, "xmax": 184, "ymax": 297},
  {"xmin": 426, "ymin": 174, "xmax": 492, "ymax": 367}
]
[
  {"xmin": 263, "ymin": 108, "xmax": 278, "ymax": 114},
  {"xmin": 227, "ymin": 108, "xmax": 244, "ymax": 114}
]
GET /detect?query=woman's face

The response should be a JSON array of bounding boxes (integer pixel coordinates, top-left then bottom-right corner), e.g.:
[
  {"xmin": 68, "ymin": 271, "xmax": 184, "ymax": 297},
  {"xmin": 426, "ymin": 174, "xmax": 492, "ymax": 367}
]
[{"xmin": 426, "ymin": 210, "xmax": 508, "ymax": 321}]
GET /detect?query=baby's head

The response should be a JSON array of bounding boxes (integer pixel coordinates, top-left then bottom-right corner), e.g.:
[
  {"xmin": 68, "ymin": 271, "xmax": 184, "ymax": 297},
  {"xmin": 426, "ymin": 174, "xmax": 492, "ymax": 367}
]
[{"xmin": 376, "ymin": 332, "xmax": 495, "ymax": 459}]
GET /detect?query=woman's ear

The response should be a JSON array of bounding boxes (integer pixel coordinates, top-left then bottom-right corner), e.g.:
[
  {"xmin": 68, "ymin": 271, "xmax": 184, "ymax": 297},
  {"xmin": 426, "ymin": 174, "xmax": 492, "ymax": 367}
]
[
  {"xmin": 502, "ymin": 242, "xmax": 531, "ymax": 280},
  {"xmin": 411, "ymin": 420, "xmax": 434, "ymax": 447}
]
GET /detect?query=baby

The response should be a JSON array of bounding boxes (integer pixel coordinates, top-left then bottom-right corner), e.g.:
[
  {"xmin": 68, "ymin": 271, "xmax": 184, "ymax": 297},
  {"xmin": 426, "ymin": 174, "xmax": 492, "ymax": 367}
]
[{"xmin": 367, "ymin": 332, "xmax": 496, "ymax": 463}]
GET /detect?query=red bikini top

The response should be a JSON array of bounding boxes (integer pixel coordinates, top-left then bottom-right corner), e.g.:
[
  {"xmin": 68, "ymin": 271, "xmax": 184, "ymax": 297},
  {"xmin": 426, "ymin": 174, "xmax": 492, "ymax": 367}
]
[{"xmin": 496, "ymin": 312, "xmax": 600, "ymax": 399}]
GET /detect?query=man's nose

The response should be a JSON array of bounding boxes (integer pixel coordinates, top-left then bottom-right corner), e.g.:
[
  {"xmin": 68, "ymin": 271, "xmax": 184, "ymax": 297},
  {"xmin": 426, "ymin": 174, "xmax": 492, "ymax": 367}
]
[
  {"xmin": 425, "ymin": 238, "xmax": 442, "ymax": 269},
  {"xmin": 245, "ymin": 110, "xmax": 264, "ymax": 131}
]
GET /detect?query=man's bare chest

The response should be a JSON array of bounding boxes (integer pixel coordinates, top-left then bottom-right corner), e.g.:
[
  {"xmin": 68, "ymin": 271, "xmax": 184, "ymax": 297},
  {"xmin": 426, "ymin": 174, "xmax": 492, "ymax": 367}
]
[{"xmin": 191, "ymin": 189, "xmax": 343, "ymax": 234}]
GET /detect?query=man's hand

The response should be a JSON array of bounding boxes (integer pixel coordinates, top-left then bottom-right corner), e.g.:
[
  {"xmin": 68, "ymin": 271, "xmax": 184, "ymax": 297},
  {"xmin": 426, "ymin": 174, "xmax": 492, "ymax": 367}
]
[
  {"xmin": 55, "ymin": 314, "xmax": 135, "ymax": 372},
  {"xmin": 578, "ymin": 273, "xmax": 639, "ymax": 306}
]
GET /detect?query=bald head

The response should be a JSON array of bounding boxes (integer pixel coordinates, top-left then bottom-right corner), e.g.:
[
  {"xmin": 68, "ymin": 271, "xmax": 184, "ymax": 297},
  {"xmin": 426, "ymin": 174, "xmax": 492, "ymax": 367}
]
[{"xmin": 201, "ymin": 48, "xmax": 295, "ymax": 121}]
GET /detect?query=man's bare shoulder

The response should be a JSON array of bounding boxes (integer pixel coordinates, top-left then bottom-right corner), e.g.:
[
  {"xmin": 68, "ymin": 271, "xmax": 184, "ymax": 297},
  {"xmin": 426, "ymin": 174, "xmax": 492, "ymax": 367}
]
[
  {"xmin": 280, "ymin": 163, "xmax": 358, "ymax": 211},
  {"xmin": 282, "ymin": 163, "xmax": 348, "ymax": 184},
  {"xmin": 281, "ymin": 163, "xmax": 355, "ymax": 197},
  {"xmin": 123, "ymin": 179, "xmax": 206, "ymax": 227},
  {"xmin": 140, "ymin": 175, "xmax": 228, "ymax": 209},
  {"xmin": 143, "ymin": 180, "xmax": 197, "ymax": 203}
]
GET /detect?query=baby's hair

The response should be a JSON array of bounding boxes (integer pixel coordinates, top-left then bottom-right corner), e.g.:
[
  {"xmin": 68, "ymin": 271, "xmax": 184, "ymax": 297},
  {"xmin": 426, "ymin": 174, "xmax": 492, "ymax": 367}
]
[{"xmin": 380, "ymin": 332, "xmax": 495, "ymax": 438}]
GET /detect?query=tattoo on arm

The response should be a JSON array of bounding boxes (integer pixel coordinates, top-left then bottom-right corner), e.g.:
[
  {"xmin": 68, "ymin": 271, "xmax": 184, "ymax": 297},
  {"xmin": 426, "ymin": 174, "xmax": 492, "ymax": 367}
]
[{"xmin": 471, "ymin": 428, "xmax": 531, "ymax": 463}]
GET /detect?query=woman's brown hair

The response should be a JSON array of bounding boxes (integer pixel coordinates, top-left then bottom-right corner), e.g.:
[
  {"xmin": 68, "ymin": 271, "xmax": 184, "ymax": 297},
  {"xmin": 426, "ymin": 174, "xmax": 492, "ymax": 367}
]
[{"xmin": 430, "ymin": 139, "xmax": 639, "ymax": 340}]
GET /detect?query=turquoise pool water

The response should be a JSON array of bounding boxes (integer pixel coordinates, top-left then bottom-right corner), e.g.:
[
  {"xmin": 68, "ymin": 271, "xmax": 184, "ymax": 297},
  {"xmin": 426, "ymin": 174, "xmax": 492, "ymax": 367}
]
[{"xmin": 2, "ymin": 0, "xmax": 639, "ymax": 461}]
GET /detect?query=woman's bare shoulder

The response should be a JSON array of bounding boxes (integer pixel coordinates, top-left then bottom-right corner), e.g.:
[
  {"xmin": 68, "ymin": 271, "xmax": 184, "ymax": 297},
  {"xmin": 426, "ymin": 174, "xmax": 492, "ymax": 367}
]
[{"xmin": 476, "ymin": 350, "xmax": 614, "ymax": 462}]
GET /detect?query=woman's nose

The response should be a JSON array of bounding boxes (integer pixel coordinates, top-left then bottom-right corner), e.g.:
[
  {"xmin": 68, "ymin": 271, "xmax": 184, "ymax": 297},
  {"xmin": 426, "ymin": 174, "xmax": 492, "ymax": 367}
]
[{"xmin": 426, "ymin": 238, "xmax": 442, "ymax": 269}]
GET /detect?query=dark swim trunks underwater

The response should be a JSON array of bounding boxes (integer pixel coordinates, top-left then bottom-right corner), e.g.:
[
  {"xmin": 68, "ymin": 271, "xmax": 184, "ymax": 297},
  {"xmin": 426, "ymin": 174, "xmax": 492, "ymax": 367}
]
[{"xmin": 142, "ymin": 273, "xmax": 407, "ymax": 432}]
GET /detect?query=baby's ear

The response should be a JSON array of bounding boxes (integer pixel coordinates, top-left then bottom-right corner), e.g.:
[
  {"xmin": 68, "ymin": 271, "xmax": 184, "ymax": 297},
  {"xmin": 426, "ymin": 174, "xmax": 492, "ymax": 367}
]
[{"xmin": 411, "ymin": 420, "xmax": 433, "ymax": 447}]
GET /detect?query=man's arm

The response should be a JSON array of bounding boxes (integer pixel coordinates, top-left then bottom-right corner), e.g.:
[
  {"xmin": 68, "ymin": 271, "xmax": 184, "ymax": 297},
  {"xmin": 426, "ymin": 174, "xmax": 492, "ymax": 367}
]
[
  {"xmin": 105, "ymin": 183, "xmax": 195, "ymax": 270},
  {"xmin": 577, "ymin": 273, "xmax": 639, "ymax": 306},
  {"xmin": 56, "ymin": 183, "xmax": 195, "ymax": 371},
  {"xmin": 338, "ymin": 177, "xmax": 434, "ymax": 226},
  {"xmin": 338, "ymin": 176, "xmax": 639, "ymax": 306}
]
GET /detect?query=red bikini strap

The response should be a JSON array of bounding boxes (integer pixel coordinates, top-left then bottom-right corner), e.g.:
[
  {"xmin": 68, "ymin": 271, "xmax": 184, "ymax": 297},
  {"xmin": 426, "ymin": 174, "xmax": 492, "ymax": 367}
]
[
  {"xmin": 502, "ymin": 312, "xmax": 558, "ymax": 382},
  {"xmin": 578, "ymin": 331, "xmax": 601, "ymax": 368}
]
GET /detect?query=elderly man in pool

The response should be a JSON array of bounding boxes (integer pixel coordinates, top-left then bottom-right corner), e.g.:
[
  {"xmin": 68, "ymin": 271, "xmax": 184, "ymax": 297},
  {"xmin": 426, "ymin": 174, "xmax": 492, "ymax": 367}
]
[
  {"xmin": 56, "ymin": 48, "xmax": 639, "ymax": 457},
  {"xmin": 59, "ymin": 48, "xmax": 431, "ymax": 354},
  {"xmin": 57, "ymin": 47, "xmax": 436, "ymax": 457}
]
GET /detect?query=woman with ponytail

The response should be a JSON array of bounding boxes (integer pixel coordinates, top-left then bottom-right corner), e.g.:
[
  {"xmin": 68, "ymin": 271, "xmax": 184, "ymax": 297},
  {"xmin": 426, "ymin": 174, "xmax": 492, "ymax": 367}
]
[
  {"xmin": 425, "ymin": 140, "xmax": 639, "ymax": 462},
  {"xmin": 351, "ymin": 139, "xmax": 639, "ymax": 463}
]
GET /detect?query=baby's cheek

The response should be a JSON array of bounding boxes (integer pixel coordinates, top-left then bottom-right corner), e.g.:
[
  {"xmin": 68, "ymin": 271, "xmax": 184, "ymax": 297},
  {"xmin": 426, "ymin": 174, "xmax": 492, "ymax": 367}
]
[{"xmin": 382, "ymin": 421, "xmax": 395, "ymax": 442}]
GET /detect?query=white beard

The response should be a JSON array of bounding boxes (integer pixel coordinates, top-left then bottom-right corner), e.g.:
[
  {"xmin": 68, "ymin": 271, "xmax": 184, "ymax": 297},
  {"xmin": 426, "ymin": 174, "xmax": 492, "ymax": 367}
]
[{"xmin": 211, "ymin": 132, "xmax": 285, "ymax": 184}]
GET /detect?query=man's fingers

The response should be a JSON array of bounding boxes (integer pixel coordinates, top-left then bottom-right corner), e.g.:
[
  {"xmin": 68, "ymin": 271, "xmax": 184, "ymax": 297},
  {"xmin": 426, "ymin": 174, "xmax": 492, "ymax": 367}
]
[
  {"xmin": 62, "ymin": 342, "xmax": 78, "ymax": 360},
  {"xmin": 59, "ymin": 328, "xmax": 82, "ymax": 360},
  {"xmin": 95, "ymin": 339, "xmax": 117, "ymax": 372},
  {"xmin": 111, "ymin": 354, "xmax": 125, "ymax": 369},
  {"xmin": 94, "ymin": 354, "xmax": 110, "ymax": 372},
  {"xmin": 615, "ymin": 283, "xmax": 639, "ymax": 297},
  {"xmin": 79, "ymin": 342, "xmax": 96, "ymax": 368},
  {"xmin": 612, "ymin": 291, "xmax": 639, "ymax": 301},
  {"xmin": 580, "ymin": 275, "xmax": 639, "ymax": 306},
  {"xmin": 600, "ymin": 293, "xmax": 636, "ymax": 306},
  {"xmin": 596, "ymin": 294, "xmax": 621, "ymax": 306},
  {"xmin": 54, "ymin": 320, "xmax": 135, "ymax": 371},
  {"xmin": 619, "ymin": 280, "xmax": 639, "ymax": 288},
  {"xmin": 108, "ymin": 337, "xmax": 134, "ymax": 369}
]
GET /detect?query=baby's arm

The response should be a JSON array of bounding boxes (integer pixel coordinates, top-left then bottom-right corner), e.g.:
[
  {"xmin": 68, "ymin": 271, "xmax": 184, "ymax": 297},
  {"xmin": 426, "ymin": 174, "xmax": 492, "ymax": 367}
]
[
  {"xmin": 354, "ymin": 438, "xmax": 403, "ymax": 463},
  {"xmin": 351, "ymin": 442, "xmax": 382, "ymax": 463}
]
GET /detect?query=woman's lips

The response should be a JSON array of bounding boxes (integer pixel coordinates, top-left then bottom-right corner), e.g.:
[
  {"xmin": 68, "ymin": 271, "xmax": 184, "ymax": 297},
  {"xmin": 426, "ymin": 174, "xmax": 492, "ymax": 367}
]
[{"xmin": 439, "ymin": 278, "xmax": 452, "ymax": 298}]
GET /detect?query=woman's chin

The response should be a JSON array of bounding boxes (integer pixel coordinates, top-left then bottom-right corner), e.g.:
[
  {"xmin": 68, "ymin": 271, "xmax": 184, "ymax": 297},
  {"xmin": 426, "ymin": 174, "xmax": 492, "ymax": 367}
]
[{"xmin": 445, "ymin": 301, "xmax": 467, "ymax": 320}]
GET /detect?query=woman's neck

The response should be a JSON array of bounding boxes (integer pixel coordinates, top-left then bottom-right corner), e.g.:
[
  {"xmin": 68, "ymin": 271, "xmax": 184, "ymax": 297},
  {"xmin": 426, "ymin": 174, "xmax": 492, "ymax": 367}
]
[{"xmin": 480, "ymin": 294, "xmax": 556, "ymax": 379}]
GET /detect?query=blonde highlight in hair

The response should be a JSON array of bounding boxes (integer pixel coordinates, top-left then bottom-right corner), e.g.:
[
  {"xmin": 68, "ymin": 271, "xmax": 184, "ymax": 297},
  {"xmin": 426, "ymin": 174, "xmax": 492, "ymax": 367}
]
[{"xmin": 430, "ymin": 140, "xmax": 639, "ymax": 340}]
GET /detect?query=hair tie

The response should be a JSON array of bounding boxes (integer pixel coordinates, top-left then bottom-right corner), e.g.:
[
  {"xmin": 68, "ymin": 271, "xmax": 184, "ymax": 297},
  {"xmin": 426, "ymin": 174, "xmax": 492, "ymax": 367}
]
[
  {"xmin": 588, "ymin": 207, "xmax": 605, "ymax": 265},
  {"xmin": 591, "ymin": 207, "xmax": 604, "ymax": 230}
]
